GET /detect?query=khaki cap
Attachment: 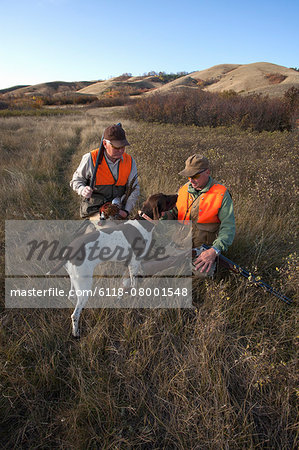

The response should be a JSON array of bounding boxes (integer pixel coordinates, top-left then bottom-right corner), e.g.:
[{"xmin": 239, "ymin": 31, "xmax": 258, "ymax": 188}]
[{"xmin": 179, "ymin": 154, "xmax": 210, "ymax": 177}]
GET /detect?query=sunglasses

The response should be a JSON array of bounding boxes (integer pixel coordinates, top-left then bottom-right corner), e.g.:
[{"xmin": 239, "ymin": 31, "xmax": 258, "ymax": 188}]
[
  {"xmin": 189, "ymin": 169, "xmax": 208, "ymax": 180},
  {"xmin": 105, "ymin": 139, "xmax": 125, "ymax": 150}
]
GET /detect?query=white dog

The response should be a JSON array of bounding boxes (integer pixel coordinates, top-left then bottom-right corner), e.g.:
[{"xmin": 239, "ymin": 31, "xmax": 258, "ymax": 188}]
[{"xmin": 49, "ymin": 194, "xmax": 178, "ymax": 337}]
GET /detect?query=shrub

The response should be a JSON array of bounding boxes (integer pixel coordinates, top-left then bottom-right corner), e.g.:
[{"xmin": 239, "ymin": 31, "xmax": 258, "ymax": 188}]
[
  {"xmin": 43, "ymin": 94, "xmax": 98, "ymax": 106},
  {"xmin": 0, "ymin": 99, "xmax": 9, "ymax": 110},
  {"xmin": 128, "ymin": 90, "xmax": 295, "ymax": 132},
  {"xmin": 88, "ymin": 95, "xmax": 130, "ymax": 108},
  {"xmin": 264, "ymin": 73, "xmax": 287, "ymax": 84},
  {"xmin": 284, "ymin": 86, "xmax": 299, "ymax": 111}
]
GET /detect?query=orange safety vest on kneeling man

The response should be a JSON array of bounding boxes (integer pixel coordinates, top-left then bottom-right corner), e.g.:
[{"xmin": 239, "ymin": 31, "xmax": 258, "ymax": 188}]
[{"xmin": 176, "ymin": 182, "xmax": 227, "ymax": 223}]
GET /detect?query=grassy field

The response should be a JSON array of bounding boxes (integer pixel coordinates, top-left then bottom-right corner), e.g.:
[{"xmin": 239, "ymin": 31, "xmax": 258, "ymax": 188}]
[{"xmin": 0, "ymin": 106, "xmax": 298, "ymax": 448}]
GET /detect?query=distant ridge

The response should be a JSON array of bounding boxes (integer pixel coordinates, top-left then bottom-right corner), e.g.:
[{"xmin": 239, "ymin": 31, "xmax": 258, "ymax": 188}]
[
  {"xmin": 1, "ymin": 81, "xmax": 95, "ymax": 98},
  {"xmin": 77, "ymin": 75, "xmax": 164, "ymax": 97},
  {"xmin": 0, "ymin": 85, "xmax": 30, "ymax": 94},
  {"xmin": 1, "ymin": 63, "xmax": 298, "ymax": 100},
  {"xmin": 144, "ymin": 62, "xmax": 299, "ymax": 98}
]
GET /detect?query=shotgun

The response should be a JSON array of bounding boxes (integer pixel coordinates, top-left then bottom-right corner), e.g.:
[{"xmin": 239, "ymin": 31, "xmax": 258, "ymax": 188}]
[{"xmin": 194, "ymin": 244, "xmax": 293, "ymax": 305}]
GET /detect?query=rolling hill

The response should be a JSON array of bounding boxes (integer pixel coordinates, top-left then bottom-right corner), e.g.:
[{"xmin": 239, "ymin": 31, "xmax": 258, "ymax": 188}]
[
  {"xmin": 77, "ymin": 75, "xmax": 164, "ymax": 97},
  {"xmin": 1, "ymin": 63, "xmax": 298, "ymax": 100},
  {"xmin": 144, "ymin": 62, "xmax": 299, "ymax": 98},
  {"xmin": 1, "ymin": 81, "xmax": 95, "ymax": 99}
]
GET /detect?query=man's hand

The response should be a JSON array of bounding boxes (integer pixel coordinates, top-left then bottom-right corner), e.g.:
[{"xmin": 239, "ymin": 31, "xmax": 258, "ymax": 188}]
[
  {"xmin": 119, "ymin": 209, "xmax": 128, "ymax": 218},
  {"xmin": 194, "ymin": 248, "xmax": 217, "ymax": 273},
  {"xmin": 81, "ymin": 186, "xmax": 93, "ymax": 199}
]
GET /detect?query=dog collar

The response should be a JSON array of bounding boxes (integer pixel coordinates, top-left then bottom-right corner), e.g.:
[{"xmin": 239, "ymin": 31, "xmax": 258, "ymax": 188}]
[{"xmin": 138, "ymin": 211, "xmax": 155, "ymax": 223}]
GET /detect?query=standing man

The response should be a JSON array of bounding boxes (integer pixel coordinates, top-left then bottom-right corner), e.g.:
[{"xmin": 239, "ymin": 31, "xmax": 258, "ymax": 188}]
[
  {"xmin": 70, "ymin": 124, "xmax": 139, "ymax": 218},
  {"xmin": 164, "ymin": 154, "xmax": 235, "ymax": 275}
]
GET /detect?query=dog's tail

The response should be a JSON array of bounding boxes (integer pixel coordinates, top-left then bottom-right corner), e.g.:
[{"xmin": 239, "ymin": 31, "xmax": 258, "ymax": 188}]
[{"xmin": 46, "ymin": 259, "xmax": 67, "ymax": 275}]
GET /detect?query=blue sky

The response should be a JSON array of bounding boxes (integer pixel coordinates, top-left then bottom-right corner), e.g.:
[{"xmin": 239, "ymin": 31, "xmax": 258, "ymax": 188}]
[{"xmin": 1, "ymin": 0, "xmax": 298, "ymax": 89}]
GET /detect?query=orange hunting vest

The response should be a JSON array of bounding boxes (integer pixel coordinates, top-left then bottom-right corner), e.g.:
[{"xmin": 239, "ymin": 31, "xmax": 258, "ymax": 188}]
[
  {"xmin": 177, "ymin": 182, "xmax": 227, "ymax": 223},
  {"xmin": 80, "ymin": 150, "xmax": 132, "ymax": 218},
  {"xmin": 90, "ymin": 149, "xmax": 132, "ymax": 186}
]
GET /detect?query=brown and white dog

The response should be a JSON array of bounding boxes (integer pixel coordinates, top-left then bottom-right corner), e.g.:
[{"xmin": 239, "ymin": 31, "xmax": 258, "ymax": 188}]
[{"xmin": 49, "ymin": 193, "xmax": 177, "ymax": 337}]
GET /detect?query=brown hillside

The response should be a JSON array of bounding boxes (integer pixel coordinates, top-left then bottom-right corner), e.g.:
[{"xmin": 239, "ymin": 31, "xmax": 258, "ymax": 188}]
[
  {"xmin": 2, "ymin": 81, "xmax": 94, "ymax": 98},
  {"xmin": 205, "ymin": 62, "xmax": 298, "ymax": 95},
  {"xmin": 148, "ymin": 64, "xmax": 241, "ymax": 95},
  {"xmin": 2, "ymin": 63, "xmax": 298, "ymax": 101},
  {"xmin": 0, "ymin": 85, "xmax": 30, "ymax": 94},
  {"xmin": 145, "ymin": 63, "xmax": 299, "ymax": 98},
  {"xmin": 77, "ymin": 76, "xmax": 164, "ymax": 97}
]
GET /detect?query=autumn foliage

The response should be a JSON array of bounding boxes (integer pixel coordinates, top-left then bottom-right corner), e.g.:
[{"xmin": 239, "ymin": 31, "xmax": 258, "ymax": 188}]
[{"xmin": 128, "ymin": 89, "xmax": 298, "ymax": 132}]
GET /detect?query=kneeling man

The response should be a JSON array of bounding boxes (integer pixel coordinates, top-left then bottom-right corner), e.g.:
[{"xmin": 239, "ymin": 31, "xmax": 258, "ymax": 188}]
[{"xmin": 165, "ymin": 154, "xmax": 236, "ymax": 274}]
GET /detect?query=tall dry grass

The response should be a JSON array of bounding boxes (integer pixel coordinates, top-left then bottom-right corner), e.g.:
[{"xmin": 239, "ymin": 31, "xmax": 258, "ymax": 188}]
[{"xmin": 0, "ymin": 107, "xmax": 298, "ymax": 448}]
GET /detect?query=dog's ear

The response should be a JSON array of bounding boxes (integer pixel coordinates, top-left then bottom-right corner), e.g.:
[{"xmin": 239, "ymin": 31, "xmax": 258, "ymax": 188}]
[
  {"xmin": 154, "ymin": 196, "xmax": 167, "ymax": 219},
  {"xmin": 152, "ymin": 205, "xmax": 160, "ymax": 220}
]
